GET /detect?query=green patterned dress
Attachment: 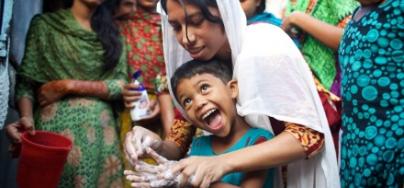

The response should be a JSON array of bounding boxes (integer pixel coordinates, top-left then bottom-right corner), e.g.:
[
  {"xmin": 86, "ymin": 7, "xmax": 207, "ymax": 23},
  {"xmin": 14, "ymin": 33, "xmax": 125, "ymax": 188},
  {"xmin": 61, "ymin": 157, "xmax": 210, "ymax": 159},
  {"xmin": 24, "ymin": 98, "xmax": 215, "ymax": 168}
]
[
  {"xmin": 16, "ymin": 9, "xmax": 127, "ymax": 188},
  {"xmin": 286, "ymin": 0, "xmax": 359, "ymax": 90}
]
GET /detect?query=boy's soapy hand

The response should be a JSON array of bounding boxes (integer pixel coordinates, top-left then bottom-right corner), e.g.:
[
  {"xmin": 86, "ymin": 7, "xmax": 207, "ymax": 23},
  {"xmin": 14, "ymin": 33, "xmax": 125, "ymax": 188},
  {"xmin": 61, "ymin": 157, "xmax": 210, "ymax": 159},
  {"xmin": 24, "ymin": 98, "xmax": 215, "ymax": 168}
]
[
  {"xmin": 124, "ymin": 126, "xmax": 162, "ymax": 165},
  {"xmin": 124, "ymin": 147, "xmax": 181, "ymax": 187}
]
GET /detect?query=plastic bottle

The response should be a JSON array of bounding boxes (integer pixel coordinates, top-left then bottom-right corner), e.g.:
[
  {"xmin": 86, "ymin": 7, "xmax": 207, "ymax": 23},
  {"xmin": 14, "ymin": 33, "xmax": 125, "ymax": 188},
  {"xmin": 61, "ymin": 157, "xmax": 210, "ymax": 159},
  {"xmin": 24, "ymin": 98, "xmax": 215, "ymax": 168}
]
[{"xmin": 130, "ymin": 70, "xmax": 150, "ymax": 121}]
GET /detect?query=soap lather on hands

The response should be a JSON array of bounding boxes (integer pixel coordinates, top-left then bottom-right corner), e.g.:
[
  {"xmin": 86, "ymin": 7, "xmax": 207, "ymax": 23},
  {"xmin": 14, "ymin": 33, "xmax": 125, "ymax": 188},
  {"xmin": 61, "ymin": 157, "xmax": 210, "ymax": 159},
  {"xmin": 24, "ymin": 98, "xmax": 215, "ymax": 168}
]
[{"xmin": 124, "ymin": 147, "xmax": 195, "ymax": 188}]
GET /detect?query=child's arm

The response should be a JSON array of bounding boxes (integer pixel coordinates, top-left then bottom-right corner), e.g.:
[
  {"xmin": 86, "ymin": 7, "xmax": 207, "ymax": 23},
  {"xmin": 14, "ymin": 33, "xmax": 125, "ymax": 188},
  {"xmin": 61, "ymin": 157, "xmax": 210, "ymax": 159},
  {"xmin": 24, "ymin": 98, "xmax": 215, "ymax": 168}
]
[
  {"xmin": 157, "ymin": 92, "xmax": 175, "ymax": 136},
  {"xmin": 282, "ymin": 11, "xmax": 344, "ymax": 50}
]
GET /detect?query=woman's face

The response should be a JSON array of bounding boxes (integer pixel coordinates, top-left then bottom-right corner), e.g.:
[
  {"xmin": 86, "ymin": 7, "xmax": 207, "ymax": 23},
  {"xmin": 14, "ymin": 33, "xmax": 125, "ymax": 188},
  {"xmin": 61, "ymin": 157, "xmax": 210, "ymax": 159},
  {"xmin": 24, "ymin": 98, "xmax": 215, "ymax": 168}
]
[
  {"xmin": 240, "ymin": 0, "xmax": 261, "ymax": 18},
  {"xmin": 137, "ymin": 0, "xmax": 159, "ymax": 11},
  {"xmin": 116, "ymin": 0, "xmax": 137, "ymax": 19},
  {"xmin": 166, "ymin": 0, "xmax": 229, "ymax": 61},
  {"xmin": 78, "ymin": 0, "xmax": 103, "ymax": 7}
]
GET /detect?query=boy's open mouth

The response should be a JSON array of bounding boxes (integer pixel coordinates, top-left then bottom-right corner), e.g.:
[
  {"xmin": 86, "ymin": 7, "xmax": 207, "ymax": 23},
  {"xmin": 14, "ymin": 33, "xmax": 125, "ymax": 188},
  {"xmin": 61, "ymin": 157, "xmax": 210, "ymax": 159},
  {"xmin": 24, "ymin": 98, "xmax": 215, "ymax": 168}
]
[{"xmin": 202, "ymin": 108, "xmax": 223, "ymax": 130}]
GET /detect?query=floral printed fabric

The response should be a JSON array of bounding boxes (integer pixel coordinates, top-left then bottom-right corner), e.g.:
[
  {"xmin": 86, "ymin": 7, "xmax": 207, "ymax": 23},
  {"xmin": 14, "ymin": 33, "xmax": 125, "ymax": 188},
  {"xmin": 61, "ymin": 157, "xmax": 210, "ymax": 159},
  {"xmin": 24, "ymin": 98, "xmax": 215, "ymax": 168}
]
[
  {"xmin": 16, "ymin": 10, "xmax": 126, "ymax": 188},
  {"xmin": 167, "ymin": 119, "xmax": 196, "ymax": 154},
  {"xmin": 119, "ymin": 10, "xmax": 167, "ymax": 94},
  {"xmin": 284, "ymin": 123, "xmax": 325, "ymax": 158}
]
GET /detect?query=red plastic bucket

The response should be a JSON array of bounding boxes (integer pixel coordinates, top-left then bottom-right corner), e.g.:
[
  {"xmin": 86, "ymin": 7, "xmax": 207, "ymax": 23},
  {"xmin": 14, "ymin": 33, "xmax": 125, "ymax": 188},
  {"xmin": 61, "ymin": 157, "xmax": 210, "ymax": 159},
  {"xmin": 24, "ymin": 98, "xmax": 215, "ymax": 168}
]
[{"xmin": 17, "ymin": 131, "xmax": 72, "ymax": 188}]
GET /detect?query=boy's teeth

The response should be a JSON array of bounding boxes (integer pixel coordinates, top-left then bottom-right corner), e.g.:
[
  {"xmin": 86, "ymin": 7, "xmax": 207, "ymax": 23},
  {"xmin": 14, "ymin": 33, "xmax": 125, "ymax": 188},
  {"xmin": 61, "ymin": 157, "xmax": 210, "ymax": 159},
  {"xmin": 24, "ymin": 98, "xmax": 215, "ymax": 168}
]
[{"xmin": 202, "ymin": 109, "xmax": 216, "ymax": 120}]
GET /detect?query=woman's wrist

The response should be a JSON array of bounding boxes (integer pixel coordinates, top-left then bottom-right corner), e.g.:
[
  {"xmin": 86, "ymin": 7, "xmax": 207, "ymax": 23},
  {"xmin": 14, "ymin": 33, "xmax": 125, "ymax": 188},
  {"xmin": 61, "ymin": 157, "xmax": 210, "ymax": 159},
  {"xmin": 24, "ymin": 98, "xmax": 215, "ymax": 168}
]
[
  {"xmin": 219, "ymin": 153, "xmax": 236, "ymax": 174},
  {"xmin": 290, "ymin": 11, "xmax": 304, "ymax": 28},
  {"xmin": 63, "ymin": 79, "xmax": 75, "ymax": 94},
  {"xmin": 20, "ymin": 116, "xmax": 34, "ymax": 123}
]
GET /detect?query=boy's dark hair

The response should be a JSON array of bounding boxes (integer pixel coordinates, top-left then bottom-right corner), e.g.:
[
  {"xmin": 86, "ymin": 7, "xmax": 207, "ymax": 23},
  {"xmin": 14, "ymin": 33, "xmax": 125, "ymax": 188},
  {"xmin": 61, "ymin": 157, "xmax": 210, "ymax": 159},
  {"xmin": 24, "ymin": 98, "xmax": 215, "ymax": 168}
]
[{"xmin": 171, "ymin": 59, "xmax": 233, "ymax": 101}]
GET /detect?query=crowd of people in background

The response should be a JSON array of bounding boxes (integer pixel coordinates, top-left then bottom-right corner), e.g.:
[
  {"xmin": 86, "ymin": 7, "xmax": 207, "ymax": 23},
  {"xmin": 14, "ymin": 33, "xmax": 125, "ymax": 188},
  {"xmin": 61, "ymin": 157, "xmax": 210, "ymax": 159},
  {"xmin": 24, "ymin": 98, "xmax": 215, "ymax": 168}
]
[{"xmin": 0, "ymin": 0, "xmax": 402, "ymax": 187}]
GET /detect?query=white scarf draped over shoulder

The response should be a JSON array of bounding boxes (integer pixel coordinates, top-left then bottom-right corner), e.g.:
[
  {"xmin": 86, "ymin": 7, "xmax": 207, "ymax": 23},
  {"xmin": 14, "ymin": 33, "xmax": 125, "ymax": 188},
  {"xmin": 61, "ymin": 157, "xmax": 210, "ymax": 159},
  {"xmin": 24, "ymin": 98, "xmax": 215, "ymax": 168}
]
[{"xmin": 159, "ymin": 1, "xmax": 340, "ymax": 187}]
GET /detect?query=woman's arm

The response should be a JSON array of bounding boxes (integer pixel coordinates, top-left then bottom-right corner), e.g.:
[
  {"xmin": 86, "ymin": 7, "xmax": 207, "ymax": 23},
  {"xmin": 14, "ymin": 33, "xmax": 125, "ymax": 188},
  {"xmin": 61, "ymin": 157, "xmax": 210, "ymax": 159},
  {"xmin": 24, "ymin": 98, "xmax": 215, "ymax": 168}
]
[
  {"xmin": 172, "ymin": 123, "xmax": 325, "ymax": 187},
  {"xmin": 171, "ymin": 133, "xmax": 303, "ymax": 187},
  {"xmin": 18, "ymin": 97, "xmax": 34, "ymax": 121},
  {"xmin": 282, "ymin": 11, "xmax": 343, "ymax": 50},
  {"xmin": 225, "ymin": 131, "xmax": 305, "ymax": 172},
  {"xmin": 37, "ymin": 79, "xmax": 125, "ymax": 106}
]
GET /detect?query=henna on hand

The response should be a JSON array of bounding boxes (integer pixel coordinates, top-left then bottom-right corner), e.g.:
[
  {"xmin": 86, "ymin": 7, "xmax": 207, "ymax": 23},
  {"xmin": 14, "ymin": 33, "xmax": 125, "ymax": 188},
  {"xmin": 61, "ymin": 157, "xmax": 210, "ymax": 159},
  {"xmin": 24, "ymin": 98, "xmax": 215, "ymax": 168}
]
[{"xmin": 37, "ymin": 80, "xmax": 71, "ymax": 106}]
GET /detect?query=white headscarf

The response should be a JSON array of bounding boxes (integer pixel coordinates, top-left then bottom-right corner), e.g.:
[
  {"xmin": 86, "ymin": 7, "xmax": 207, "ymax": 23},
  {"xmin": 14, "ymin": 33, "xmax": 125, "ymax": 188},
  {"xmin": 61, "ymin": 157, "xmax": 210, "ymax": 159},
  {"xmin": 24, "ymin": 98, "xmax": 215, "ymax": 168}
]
[{"xmin": 159, "ymin": 0, "xmax": 340, "ymax": 187}]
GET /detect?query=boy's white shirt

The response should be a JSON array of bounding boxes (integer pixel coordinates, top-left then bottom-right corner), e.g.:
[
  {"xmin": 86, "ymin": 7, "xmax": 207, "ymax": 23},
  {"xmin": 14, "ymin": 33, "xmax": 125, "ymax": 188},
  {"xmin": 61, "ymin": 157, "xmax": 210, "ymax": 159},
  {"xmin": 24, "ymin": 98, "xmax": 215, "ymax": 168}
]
[{"xmin": 159, "ymin": 1, "xmax": 340, "ymax": 188}]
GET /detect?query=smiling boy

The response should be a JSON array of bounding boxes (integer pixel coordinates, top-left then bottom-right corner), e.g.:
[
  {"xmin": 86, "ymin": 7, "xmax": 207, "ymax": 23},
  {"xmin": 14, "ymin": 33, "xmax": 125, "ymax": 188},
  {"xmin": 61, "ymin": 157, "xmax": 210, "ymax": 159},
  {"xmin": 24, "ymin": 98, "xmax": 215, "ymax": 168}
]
[{"xmin": 170, "ymin": 59, "xmax": 274, "ymax": 188}]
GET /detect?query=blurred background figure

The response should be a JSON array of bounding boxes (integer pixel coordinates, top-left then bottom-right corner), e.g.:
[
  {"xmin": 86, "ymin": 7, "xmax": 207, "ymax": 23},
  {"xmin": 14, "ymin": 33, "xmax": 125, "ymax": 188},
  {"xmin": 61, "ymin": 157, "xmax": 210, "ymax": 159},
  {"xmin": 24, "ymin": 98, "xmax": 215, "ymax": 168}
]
[
  {"xmin": 240, "ymin": 0, "xmax": 282, "ymax": 26},
  {"xmin": 266, "ymin": 0, "xmax": 287, "ymax": 18},
  {"xmin": 115, "ymin": 0, "xmax": 136, "ymax": 20},
  {"xmin": 282, "ymin": 0, "xmax": 358, "ymax": 95},
  {"xmin": 119, "ymin": 0, "xmax": 174, "ymax": 142},
  {"xmin": 1, "ymin": 0, "xmax": 42, "ymax": 187},
  {"xmin": 117, "ymin": 0, "xmax": 175, "ymax": 186},
  {"xmin": 0, "ymin": 0, "xmax": 13, "ymax": 130},
  {"xmin": 5, "ymin": 0, "xmax": 127, "ymax": 187}
]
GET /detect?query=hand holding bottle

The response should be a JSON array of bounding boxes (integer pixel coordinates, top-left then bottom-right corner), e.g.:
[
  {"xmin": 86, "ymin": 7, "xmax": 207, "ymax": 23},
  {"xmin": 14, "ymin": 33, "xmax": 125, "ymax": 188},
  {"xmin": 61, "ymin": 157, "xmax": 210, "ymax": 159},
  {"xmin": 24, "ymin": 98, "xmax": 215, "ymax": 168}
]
[{"xmin": 129, "ymin": 71, "xmax": 152, "ymax": 121}]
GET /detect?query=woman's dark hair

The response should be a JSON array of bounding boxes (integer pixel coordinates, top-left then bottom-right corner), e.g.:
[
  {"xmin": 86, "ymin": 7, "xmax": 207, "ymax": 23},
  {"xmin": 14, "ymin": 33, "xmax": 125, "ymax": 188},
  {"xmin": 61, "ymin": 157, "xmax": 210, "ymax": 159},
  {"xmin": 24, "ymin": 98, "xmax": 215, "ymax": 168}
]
[
  {"xmin": 257, "ymin": 0, "xmax": 266, "ymax": 14},
  {"xmin": 161, "ymin": 0, "xmax": 222, "ymax": 23},
  {"xmin": 171, "ymin": 58, "xmax": 233, "ymax": 101},
  {"xmin": 161, "ymin": 0, "xmax": 224, "ymax": 43},
  {"xmin": 91, "ymin": 0, "xmax": 123, "ymax": 70}
]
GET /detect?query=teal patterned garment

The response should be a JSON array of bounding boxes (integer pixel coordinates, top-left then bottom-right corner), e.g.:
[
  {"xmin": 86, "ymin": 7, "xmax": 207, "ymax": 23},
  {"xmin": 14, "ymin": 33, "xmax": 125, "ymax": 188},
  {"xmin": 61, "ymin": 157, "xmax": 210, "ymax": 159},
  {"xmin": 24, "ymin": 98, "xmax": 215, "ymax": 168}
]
[
  {"xmin": 338, "ymin": 0, "xmax": 403, "ymax": 187},
  {"xmin": 247, "ymin": 12, "xmax": 282, "ymax": 26},
  {"xmin": 189, "ymin": 128, "xmax": 274, "ymax": 188}
]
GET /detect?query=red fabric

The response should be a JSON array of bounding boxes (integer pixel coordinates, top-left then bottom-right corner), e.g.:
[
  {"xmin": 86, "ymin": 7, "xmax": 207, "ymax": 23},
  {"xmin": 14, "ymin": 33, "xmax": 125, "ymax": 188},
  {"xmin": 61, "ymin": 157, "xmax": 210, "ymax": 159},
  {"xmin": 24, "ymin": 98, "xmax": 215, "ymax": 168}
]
[
  {"xmin": 174, "ymin": 108, "xmax": 185, "ymax": 120},
  {"xmin": 318, "ymin": 90, "xmax": 341, "ymax": 156},
  {"xmin": 254, "ymin": 136, "xmax": 268, "ymax": 145},
  {"xmin": 119, "ymin": 11, "xmax": 166, "ymax": 91}
]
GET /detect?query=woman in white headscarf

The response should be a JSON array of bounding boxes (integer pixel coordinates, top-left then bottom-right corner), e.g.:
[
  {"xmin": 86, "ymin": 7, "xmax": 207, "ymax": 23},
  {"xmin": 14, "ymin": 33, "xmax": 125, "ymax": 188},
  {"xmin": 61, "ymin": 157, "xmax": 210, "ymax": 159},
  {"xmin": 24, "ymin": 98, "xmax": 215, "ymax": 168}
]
[{"xmin": 123, "ymin": 0, "xmax": 339, "ymax": 187}]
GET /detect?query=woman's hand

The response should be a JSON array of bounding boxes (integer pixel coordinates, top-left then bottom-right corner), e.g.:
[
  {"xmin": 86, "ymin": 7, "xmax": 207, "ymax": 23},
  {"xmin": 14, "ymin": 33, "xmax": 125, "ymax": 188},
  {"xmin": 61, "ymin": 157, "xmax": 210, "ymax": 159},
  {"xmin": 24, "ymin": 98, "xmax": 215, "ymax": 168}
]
[
  {"xmin": 171, "ymin": 155, "xmax": 231, "ymax": 188},
  {"xmin": 5, "ymin": 117, "xmax": 35, "ymax": 157},
  {"xmin": 5, "ymin": 116, "xmax": 35, "ymax": 143},
  {"xmin": 281, "ymin": 11, "xmax": 304, "ymax": 35},
  {"xmin": 135, "ymin": 99, "xmax": 161, "ymax": 124},
  {"xmin": 125, "ymin": 126, "xmax": 163, "ymax": 165},
  {"xmin": 37, "ymin": 80, "xmax": 71, "ymax": 107},
  {"xmin": 122, "ymin": 82, "xmax": 143, "ymax": 108}
]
